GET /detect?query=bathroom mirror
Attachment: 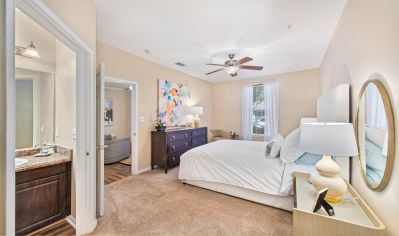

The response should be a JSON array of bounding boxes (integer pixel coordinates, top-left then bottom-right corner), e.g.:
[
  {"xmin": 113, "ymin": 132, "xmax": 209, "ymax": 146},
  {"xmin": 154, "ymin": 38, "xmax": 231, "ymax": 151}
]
[
  {"xmin": 15, "ymin": 67, "xmax": 55, "ymax": 149},
  {"xmin": 355, "ymin": 78, "xmax": 395, "ymax": 191}
]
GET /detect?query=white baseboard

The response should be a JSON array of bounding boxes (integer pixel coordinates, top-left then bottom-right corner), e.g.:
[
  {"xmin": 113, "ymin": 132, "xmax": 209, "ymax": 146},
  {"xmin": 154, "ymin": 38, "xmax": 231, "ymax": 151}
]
[
  {"xmin": 65, "ymin": 215, "xmax": 76, "ymax": 229},
  {"xmin": 137, "ymin": 166, "xmax": 151, "ymax": 174}
]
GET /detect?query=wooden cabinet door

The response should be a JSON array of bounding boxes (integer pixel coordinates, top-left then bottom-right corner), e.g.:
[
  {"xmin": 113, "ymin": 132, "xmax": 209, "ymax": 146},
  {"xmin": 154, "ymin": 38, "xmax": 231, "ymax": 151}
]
[{"xmin": 15, "ymin": 172, "xmax": 67, "ymax": 235}]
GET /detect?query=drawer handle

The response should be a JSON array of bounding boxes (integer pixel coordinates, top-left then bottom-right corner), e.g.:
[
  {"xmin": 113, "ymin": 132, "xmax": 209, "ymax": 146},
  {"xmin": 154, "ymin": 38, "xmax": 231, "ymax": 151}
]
[
  {"xmin": 194, "ymin": 141, "xmax": 197, "ymax": 144},
  {"xmin": 172, "ymin": 145, "xmax": 176, "ymax": 150},
  {"xmin": 172, "ymin": 156, "xmax": 176, "ymax": 161},
  {"xmin": 185, "ymin": 143, "xmax": 188, "ymax": 147},
  {"xmin": 172, "ymin": 135, "xmax": 176, "ymax": 139},
  {"xmin": 184, "ymin": 134, "xmax": 188, "ymax": 138}
]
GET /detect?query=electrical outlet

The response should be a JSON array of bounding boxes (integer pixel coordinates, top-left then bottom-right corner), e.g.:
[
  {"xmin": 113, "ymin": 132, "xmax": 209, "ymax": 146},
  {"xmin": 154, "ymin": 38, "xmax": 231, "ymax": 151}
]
[{"xmin": 55, "ymin": 127, "xmax": 60, "ymax": 137}]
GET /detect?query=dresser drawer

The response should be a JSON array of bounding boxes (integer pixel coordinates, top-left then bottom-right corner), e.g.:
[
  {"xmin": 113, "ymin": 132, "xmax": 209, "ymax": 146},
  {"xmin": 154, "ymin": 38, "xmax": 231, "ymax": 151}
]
[
  {"xmin": 192, "ymin": 128, "xmax": 207, "ymax": 137},
  {"xmin": 168, "ymin": 139, "xmax": 191, "ymax": 153},
  {"xmin": 167, "ymin": 151, "xmax": 184, "ymax": 167},
  {"xmin": 192, "ymin": 136, "xmax": 207, "ymax": 147},
  {"xmin": 167, "ymin": 131, "xmax": 191, "ymax": 142}
]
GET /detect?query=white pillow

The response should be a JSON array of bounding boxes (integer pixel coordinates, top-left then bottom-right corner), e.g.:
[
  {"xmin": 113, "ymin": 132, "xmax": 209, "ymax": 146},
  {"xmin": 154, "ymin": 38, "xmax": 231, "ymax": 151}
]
[
  {"xmin": 265, "ymin": 134, "xmax": 284, "ymax": 158},
  {"xmin": 280, "ymin": 128, "xmax": 305, "ymax": 163}
]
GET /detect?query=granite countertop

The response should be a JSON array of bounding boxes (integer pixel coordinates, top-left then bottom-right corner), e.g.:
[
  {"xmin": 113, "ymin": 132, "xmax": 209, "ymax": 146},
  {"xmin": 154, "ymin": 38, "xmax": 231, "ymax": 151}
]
[
  {"xmin": 15, "ymin": 146, "xmax": 73, "ymax": 172},
  {"xmin": 15, "ymin": 153, "xmax": 72, "ymax": 172}
]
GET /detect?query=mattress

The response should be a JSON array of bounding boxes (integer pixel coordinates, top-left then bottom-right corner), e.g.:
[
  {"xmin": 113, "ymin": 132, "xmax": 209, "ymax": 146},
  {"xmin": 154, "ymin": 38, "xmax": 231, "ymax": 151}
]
[{"xmin": 178, "ymin": 140, "xmax": 316, "ymax": 197}]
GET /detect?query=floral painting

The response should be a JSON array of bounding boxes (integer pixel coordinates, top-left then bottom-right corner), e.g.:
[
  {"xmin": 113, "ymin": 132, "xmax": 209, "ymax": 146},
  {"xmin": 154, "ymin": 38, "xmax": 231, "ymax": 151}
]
[
  {"xmin": 158, "ymin": 80, "xmax": 190, "ymax": 126},
  {"xmin": 104, "ymin": 98, "xmax": 113, "ymax": 127}
]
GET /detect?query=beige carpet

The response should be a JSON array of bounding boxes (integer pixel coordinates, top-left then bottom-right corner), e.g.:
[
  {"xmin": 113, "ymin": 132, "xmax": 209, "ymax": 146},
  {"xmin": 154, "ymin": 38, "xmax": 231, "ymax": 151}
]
[{"xmin": 91, "ymin": 167, "xmax": 293, "ymax": 236}]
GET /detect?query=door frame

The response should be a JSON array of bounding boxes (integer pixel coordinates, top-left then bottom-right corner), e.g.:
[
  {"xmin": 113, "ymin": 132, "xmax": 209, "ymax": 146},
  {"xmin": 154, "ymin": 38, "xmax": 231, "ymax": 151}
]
[
  {"xmin": 103, "ymin": 70, "xmax": 139, "ymax": 175},
  {"xmin": 6, "ymin": 0, "xmax": 96, "ymax": 235}
]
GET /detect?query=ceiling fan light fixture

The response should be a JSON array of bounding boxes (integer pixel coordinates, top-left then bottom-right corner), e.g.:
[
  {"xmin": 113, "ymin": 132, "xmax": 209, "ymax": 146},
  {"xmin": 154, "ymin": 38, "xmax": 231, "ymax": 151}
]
[
  {"xmin": 224, "ymin": 65, "xmax": 239, "ymax": 75},
  {"xmin": 22, "ymin": 41, "xmax": 41, "ymax": 58}
]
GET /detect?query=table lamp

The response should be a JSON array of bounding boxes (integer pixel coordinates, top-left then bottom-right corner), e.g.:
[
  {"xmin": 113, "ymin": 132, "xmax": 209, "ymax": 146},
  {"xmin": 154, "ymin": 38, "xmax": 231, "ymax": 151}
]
[
  {"xmin": 300, "ymin": 122, "xmax": 358, "ymax": 203},
  {"xmin": 191, "ymin": 106, "xmax": 203, "ymax": 128}
]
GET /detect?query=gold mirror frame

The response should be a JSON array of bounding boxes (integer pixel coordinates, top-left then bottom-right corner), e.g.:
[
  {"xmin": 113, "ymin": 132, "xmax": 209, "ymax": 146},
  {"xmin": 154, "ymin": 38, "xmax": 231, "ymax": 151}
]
[{"xmin": 355, "ymin": 78, "xmax": 395, "ymax": 191}]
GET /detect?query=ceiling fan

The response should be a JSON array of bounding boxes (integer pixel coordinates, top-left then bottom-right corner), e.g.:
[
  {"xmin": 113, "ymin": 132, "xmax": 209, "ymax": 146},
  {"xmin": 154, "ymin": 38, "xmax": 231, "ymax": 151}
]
[{"xmin": 205, "ymin": 53, "xmax": 263, "ymax": 77}]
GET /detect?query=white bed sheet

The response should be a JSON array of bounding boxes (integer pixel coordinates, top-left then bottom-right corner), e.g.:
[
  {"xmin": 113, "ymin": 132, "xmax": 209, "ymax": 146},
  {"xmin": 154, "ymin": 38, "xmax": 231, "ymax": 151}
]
[{"xmin": 178, "ymin": 140, "xmax": 316, "ymax": 196}]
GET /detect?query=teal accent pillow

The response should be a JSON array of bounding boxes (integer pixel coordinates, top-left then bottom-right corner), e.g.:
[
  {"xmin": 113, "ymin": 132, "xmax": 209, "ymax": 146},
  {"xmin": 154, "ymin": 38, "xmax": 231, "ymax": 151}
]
[{"xmin": 295, "ymin": 152, "xmax": 322, "ymax": 165}]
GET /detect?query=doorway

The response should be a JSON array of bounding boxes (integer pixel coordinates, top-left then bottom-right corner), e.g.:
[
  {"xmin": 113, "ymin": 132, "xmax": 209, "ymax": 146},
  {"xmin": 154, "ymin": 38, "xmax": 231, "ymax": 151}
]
[
  {"xmin": 96, "ymin": 63, "xmax": 138, "ymax": 216},
  {"xmin": 5, "ymin": 1, "xmax": 95, "ymax": 235}
]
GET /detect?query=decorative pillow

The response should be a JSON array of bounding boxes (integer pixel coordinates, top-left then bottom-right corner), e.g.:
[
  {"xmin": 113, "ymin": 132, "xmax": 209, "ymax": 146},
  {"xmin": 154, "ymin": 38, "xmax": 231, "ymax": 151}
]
[
  {"xmin": 280, "ymin": 128, "xmax": 305, "ymax": 163},
  {"xmin": 295, "ymin": 152, "xmax": 323, "ymax": 165},
  {"xmin": 265, "ymin": 134, "xmax": 284, "ymax": 158}
]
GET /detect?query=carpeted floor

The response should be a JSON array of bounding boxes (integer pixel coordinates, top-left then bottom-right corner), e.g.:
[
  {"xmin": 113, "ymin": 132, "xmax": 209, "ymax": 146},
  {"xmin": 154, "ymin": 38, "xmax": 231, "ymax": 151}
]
[{"xmin": 91, "ymin": 167, "xmax": 293, "ymax": 235}]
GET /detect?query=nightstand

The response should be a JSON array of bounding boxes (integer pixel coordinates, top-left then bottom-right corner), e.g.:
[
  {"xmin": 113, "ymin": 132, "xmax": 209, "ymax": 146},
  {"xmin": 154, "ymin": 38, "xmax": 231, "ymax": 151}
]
[{"xmin": 293, "ymin": 172, "xmax": 386, "ymax": 236}]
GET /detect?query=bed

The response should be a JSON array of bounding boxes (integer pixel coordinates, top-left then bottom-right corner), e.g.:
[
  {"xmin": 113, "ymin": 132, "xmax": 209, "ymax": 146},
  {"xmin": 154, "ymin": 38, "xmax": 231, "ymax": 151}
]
[{"xmin": 178, "ymin": 84, "xmax": 350, "ymax": 211}]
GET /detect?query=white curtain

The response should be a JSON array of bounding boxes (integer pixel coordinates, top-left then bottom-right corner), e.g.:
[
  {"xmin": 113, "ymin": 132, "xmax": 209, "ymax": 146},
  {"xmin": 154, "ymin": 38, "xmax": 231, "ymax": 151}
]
[
  {"xmin": 242, "ymin": 85, "xmax": 253, "ymax": 140},
  {"xmin": 263, "ymin": 81, "xmax": 279, "ymax": 141},
  {"xmin": 365, "ymin": 84, "xmax": 386, "ymax": 128}
]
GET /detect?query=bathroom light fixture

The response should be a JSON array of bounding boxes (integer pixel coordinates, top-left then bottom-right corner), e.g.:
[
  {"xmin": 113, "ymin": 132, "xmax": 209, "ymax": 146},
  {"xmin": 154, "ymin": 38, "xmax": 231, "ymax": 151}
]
[{"xmin": 15, "ymin": 41, "xmax": 41, "ymax": 59}]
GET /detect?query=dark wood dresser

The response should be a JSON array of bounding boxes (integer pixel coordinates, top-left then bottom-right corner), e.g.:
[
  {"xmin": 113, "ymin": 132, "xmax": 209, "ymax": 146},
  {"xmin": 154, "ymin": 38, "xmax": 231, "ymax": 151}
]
[{"xmin": 151, "ymin": 127, "xmax": 208, "ymax": 173}]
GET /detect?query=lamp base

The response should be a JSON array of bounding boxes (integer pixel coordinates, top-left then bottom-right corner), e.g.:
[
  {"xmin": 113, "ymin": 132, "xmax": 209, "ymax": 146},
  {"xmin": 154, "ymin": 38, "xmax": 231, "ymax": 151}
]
[
  {"xmin": 194, "ymin": 117, "xmax": 200, "ymax": 128},
  {"xmin": 311, "ymin": 156, "xmax": 347, "ymax": 203}
]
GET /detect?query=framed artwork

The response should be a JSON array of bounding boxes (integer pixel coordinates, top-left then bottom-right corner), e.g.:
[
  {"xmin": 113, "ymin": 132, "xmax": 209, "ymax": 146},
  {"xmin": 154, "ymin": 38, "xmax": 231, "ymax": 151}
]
[
  {"xmin": 104, "ymin": 98, "xmax": 113, "ymax": 127},
  {"xmin": 158, "ymin": 79, "xmax": 190, "ymax": 126}
]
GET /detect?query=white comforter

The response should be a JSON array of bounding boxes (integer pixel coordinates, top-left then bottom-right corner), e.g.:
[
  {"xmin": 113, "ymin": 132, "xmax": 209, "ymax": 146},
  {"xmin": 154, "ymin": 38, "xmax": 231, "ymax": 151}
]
[{"xmin": 179, "ymin": 140, "xmax": 315, "ymax": 196}]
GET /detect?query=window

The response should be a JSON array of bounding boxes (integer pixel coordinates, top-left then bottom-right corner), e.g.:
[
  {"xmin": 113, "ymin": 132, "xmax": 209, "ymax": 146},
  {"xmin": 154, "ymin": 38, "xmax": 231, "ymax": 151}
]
[{"xmin": 252, "ymin": 85, "xmax": 264, "ymax": 135}]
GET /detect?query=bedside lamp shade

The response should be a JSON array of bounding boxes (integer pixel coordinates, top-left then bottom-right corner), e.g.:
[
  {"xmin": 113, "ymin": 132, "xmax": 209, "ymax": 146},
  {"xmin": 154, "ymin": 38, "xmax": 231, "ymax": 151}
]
[
  {"xmin": 300, "ymin": 122, "xmax": 358, "ymax": 157},
  {"xmin": 191, "ymin": 106, "xmax": 203, "ymax": 116},
  {"xmin": 299, "ymin": 122, "xmax": 358, "ymax": 203}
]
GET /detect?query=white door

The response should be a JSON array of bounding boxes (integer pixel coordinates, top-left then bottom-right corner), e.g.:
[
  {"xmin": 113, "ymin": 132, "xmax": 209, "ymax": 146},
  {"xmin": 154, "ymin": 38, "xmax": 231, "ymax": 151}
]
[{"xmin": 96, "ymin": 63, "xmax": 105, "ymax": 216}]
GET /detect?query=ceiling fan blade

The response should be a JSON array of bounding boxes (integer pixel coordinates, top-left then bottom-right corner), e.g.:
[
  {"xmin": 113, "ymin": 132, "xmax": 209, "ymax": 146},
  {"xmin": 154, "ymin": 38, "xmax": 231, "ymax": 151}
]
[
  {"xmin": 240, "ymin": 65, "xmax": 263, "ymax": 70},
  {"xmin": 237, "ymin": 57, "xmax": 253, "ymax": 65},
  {"xmin": 205, "ymin": 68, "xmax": 223, "ymax": 75},
  {"xmin": 206, "ymin": 63, "xmax": 225, "ymax": 66}
]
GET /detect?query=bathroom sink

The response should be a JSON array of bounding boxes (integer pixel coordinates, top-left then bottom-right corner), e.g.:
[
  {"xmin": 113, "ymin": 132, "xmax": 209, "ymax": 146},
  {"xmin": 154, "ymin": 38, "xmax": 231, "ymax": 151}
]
[
  {"xmin": 15, "ymin": 158, "xmax": 28, "ymax": 167},
  {"xmin": 34, "ymin": 152, "xmax": 52, "ymax": 157}
]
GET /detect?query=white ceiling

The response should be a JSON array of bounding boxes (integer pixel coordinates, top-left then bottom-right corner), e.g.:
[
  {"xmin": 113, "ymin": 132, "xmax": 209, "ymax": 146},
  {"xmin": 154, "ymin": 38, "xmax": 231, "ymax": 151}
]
[{"xmin": 97, "ymin": 0, "xmax": 347, "ymax": 83}]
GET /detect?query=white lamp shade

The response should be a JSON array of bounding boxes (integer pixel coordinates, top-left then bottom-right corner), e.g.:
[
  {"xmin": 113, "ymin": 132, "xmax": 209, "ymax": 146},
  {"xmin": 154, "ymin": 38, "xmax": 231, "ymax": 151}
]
[
  {"xmin": 191, "ymin": 106, "xmax": 203, "ymax": 116},
  {"xmin": 300, "ymin": 122, "xmax": 358, "ymax": 157}
]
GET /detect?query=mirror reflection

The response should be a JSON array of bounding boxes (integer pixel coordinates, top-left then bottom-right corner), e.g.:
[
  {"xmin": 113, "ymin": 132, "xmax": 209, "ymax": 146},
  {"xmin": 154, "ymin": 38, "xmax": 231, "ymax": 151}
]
[
  {"xmin": 357, "ymin": 82, "xmax": 388, "ymax": 188},
  {"xmin": 15, "ymin": 68, "xmax": 55, "ymax": 149}
]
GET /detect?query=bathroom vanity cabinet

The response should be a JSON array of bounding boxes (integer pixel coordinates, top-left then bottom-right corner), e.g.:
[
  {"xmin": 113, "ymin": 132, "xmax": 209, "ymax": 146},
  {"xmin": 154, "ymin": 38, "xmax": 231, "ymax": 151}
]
[{"xmin": 15, "ymin": 162, "xmax": 71, "ymax": 235}]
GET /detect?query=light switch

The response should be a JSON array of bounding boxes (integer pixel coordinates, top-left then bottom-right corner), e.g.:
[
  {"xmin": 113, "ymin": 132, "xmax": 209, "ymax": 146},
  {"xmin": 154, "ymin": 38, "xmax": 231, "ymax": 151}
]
[{"xmin": 139, "ymin": 117, "xmax": 145, "ymax": 122}]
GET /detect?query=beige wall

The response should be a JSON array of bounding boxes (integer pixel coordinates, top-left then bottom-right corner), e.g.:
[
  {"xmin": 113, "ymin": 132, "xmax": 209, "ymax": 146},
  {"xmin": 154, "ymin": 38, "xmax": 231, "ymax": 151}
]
[
  {"xmin": 97, "ymin": 42, "xmax": 213, "ymax": 170},
  {"xmin": 104, "ymin": 88, "xmax": 131, "ymax": 138},
  {"xmin": 320, "ymin": 0, "xmax": 399, "ymax": 235},
  {"xmin": 212, "ymin": 69, "xmax": 320, "ymax": 138}
]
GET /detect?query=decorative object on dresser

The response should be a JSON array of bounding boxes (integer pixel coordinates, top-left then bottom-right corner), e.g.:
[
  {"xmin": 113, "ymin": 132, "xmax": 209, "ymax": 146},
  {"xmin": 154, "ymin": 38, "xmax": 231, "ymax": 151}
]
[
  {"xmin": 190, "ymin": 106, "xmax": 203, "ymax": 128},
  {"xmin": 293, "ymin": 172, "xmax": 386, "ymax": 236},
  {"xmin": 155, "ymin": 112, "xmax": 167, "ymax": 131},
  {"xmin": 300, "ymin": 122, "xmax": 358, "ymax": 203},
  {"xmin": 151, "ymin": 127, "xmax": 207, "ymax": 173}
]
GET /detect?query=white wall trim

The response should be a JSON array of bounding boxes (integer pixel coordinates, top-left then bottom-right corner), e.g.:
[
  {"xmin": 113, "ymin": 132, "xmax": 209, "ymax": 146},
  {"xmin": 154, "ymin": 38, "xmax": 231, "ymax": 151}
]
[
  {"xmin": 5, "ymin": 0, "xmax": 16, "ymax": 234},
  {"xmin": 65, "ymin": 215, "xmax": 76, "ymax": 229},
  {"xmin": 8, "ymin": 1, "xmax": 97, "ymax": 235}
]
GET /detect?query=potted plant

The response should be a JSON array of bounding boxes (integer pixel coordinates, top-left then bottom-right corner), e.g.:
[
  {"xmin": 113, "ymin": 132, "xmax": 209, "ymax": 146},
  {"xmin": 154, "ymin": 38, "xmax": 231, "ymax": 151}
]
[{"xmin": 155, "ymin": 114, "xmax": 166, "ymax": 131}]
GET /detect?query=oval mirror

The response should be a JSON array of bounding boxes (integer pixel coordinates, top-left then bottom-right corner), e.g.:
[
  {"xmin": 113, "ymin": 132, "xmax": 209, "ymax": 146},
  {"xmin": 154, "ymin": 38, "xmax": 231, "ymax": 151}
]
[{"xmin": 355, "ymin": 77, "xmax": 395, "ymax": 191}]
